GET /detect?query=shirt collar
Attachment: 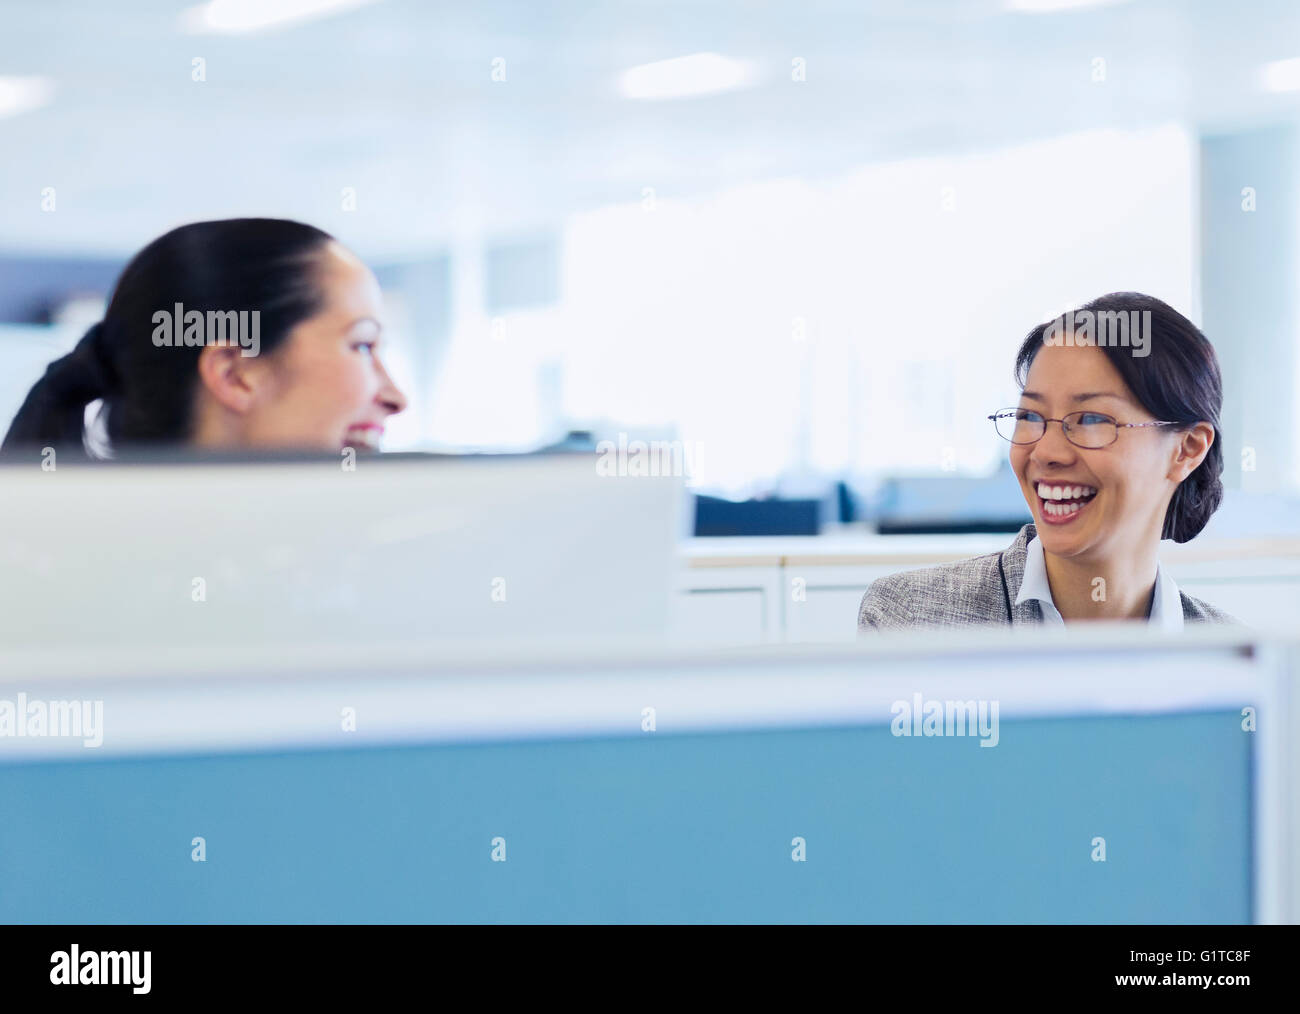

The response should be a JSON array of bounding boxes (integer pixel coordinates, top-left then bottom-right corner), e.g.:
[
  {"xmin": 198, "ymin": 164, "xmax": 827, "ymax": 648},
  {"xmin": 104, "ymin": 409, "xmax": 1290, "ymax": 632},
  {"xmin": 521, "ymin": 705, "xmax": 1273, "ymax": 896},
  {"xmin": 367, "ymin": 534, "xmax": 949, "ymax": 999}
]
[{"xmin": 1014, "ymin": 535, "xmax": 1183, "ymax": 631}]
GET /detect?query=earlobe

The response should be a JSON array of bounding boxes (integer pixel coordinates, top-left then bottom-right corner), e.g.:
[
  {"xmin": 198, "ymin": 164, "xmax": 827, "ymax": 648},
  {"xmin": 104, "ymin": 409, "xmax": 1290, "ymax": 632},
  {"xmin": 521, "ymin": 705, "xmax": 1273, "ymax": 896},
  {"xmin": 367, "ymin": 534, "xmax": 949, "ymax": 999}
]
[{"xmin": 196, "ymin": 345, "xmax": 257, "ymax": 414}]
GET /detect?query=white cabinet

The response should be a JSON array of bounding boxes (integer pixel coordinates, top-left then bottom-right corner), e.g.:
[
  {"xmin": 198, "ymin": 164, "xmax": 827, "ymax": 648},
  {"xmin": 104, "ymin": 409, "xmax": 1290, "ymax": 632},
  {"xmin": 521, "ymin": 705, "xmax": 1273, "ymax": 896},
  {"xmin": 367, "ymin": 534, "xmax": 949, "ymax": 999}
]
[
  {"xmin": 670, "ymin": 558, "xmax": 782, "ymax": 646},
  {"xmin": 676, "ymin": 535, "xmax": 1300, "ymax": 645},
  {"xmin": 1163, "ymin": 543, "xmax": 1300, "ymax": 630},
  {"xmin": 783, "ymin": 565, "xmax": 901, "ymax": 643}
]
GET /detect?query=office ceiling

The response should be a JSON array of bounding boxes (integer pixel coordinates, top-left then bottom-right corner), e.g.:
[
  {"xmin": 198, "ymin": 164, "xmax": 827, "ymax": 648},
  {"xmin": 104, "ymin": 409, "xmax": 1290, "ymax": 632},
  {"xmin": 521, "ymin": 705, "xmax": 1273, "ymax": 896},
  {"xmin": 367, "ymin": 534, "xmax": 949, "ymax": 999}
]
[{"xmin": 0, "ymin": 0, "xmax": 1298, "ymax": 259}]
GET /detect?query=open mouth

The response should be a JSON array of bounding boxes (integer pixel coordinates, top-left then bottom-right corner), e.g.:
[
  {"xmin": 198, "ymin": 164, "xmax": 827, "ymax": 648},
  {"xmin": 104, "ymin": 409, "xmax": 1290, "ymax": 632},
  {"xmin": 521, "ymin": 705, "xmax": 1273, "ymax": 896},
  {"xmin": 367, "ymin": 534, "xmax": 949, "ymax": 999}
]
[
  {"xmin": 345, "ymin": 426, "xmax": 383, "ymax": 452},
  {"xmin": 1035, "ymin": 481, "xmax": 1098, "ymax": 525}
]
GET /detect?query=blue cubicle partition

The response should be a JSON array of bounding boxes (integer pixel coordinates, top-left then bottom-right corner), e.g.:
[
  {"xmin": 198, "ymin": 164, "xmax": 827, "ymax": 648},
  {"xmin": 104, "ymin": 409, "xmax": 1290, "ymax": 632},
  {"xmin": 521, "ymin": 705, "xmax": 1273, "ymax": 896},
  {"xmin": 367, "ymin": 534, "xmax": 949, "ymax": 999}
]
[{"xmin": 0, "ymin": 707, "xmax": 1252, "ymax": 923}]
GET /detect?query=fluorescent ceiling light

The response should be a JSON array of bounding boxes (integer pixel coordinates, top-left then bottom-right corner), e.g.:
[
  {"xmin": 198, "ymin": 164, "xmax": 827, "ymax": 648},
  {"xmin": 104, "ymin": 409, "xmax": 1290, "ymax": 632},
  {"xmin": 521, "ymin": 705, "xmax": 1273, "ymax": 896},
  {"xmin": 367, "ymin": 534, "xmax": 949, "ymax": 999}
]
[
  {"xmin": 1005, "ymin": 0, "xmax": 1131, "ymax": 11},
  {"xmin": 1260, "ymin": 56, "xmax": 1300, "ymax": 93},
  {"xmin": 619, "ymin": 52, "xmax": 754, "ymax": 101},
  {"xmin": 0, "ymin": 76, "xmax": 54, "ymax": 119},
  {"xmin": 180, "ymin": 0, "xmax": 382, "ymax": 35}
]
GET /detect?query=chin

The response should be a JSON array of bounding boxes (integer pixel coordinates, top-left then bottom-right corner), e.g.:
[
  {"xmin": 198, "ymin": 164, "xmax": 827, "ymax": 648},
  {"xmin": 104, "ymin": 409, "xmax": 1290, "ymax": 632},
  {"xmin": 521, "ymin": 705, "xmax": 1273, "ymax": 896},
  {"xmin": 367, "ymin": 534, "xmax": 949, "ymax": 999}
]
[
  {"xmin": 1036, "ymin": 525, "xmax": 1084, "ymax": 555},
  {"xmin": 343, "ymin": 434, "xmax": 382, "ymax": 453},
  {"xmin": 1037, "ymin": 512, "xmax": 1112, "ymax": 560}
]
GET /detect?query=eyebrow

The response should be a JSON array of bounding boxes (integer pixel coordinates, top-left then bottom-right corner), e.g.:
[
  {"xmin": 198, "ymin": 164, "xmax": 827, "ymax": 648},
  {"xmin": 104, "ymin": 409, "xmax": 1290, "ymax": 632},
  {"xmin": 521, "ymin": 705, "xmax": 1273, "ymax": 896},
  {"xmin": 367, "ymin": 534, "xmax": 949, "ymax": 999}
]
[
  {"xmin": 1021, "ymin": 391, "xmax": 1126, "ymax": 403},
  {"xmin": 348, "ymin": 317, "xmax": 382, "ymax": 333}
]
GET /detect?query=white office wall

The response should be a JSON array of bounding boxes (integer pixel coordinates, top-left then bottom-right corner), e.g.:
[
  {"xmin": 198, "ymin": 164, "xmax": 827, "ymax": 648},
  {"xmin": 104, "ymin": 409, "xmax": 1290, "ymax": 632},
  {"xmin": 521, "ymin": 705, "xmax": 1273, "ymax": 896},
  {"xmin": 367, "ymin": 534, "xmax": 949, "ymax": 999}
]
[
  {"xmin": 0, "ymin": 323, "xmax": 79, "ymax": 438},
  {"xmin": 553, "ymin": 125, "xmax": 1196, "ymax": 496}
]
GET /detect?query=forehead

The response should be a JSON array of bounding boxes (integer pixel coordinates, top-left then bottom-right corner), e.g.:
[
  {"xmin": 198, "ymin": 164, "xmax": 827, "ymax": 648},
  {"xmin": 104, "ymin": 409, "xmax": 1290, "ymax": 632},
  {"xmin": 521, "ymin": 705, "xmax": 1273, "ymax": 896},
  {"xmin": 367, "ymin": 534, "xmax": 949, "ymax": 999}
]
[
  {"xmin": 1022, "ymin": 343, "xmax": 1132, "ymax": 401},
  {"xmin": 314, "ymin": 241, "xmax": 383, "ymax": 316}
]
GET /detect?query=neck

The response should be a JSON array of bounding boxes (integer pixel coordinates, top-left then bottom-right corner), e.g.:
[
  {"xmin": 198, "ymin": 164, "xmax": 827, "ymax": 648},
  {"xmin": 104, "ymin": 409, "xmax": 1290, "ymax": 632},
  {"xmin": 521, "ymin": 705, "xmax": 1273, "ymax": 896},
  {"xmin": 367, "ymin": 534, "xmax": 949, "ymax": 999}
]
[
  {"xmin": 188, "ymin": 395, "xmax": 246, "ymax": 450},
  {"xmin": 1041, "ymin": 538, "xmax": 1160, "ymax": 622}
]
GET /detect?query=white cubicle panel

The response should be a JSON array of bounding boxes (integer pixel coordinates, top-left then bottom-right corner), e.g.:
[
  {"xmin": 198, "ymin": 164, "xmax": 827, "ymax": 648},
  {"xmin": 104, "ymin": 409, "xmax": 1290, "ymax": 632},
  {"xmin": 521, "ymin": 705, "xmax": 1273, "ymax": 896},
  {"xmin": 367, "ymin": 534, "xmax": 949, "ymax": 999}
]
[{"xmin": 0, "ymin": 453, "xmax": 686, "ymax": 654}]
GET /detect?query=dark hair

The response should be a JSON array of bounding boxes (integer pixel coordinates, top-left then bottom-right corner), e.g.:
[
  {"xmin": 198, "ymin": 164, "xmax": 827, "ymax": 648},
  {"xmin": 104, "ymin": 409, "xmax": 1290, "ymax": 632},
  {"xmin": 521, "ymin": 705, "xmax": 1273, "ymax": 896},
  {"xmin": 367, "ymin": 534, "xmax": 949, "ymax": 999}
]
[
  {"xmin": 2, "ymin": 218, "xmax": 335, "ymax": 454},
  {"xmin": 1013, "ymin": 291, "xmax": 1224, "ymax": 543}
]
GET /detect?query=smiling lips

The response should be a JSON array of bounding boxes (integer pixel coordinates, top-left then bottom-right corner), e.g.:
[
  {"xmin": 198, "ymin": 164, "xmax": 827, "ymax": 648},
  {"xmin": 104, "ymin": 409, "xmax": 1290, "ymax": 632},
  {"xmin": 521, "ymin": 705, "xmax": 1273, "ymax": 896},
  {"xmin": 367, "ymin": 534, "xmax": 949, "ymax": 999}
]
[
  {"xmin": 345, "ymin": 424, "xmax": 383, "ymax": 451},
  {"xmin": 1035, "ymin": 480, "xmax": 1098, "ymax": 523}
]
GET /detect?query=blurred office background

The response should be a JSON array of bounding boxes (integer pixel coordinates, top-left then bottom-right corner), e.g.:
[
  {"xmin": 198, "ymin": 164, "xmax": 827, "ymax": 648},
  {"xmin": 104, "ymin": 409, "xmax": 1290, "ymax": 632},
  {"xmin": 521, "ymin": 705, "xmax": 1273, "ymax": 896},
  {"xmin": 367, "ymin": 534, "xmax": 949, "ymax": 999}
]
[{"xmin": 2, "ymin": 0, "xmax": 1299, "ymax": 534}]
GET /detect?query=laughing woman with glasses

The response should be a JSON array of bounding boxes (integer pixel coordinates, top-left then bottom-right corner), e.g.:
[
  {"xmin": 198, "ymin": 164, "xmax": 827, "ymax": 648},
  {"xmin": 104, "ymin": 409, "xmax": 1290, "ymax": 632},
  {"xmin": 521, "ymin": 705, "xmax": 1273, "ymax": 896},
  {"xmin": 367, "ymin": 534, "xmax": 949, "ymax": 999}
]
[{"xmin": 858, "ymin": 291, "xmax": 1233, "ymax": 630}]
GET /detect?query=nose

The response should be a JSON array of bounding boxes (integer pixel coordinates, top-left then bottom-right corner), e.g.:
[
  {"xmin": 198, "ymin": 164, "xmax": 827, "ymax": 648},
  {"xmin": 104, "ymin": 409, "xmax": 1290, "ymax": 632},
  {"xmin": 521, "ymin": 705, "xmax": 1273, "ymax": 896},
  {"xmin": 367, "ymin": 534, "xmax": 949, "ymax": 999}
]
[
  {"xmin": 373, "ymin": 357, "xmax": 408, "ymax": 416},
  {"xmin": 1029, "ymin": 418, "xmax": 1077, "ymax": 468}
]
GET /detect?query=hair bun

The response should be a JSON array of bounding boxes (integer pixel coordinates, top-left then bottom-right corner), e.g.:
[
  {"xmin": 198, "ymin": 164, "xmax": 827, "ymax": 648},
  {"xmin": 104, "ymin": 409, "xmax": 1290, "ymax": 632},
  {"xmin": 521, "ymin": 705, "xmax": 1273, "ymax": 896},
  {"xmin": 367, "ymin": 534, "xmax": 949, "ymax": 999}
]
[{"xmin": 1164, "ymin": 451, "xmax": 1225, "ymax": 543}]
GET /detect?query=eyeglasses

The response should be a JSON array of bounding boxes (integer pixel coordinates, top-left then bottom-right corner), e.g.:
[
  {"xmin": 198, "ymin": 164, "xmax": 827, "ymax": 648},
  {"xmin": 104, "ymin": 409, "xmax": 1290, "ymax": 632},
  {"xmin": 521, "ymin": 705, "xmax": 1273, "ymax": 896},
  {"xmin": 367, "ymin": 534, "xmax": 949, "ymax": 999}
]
[{"xmin": 988, "ymin": 408, "xmax": 1182, "ymax": 449}]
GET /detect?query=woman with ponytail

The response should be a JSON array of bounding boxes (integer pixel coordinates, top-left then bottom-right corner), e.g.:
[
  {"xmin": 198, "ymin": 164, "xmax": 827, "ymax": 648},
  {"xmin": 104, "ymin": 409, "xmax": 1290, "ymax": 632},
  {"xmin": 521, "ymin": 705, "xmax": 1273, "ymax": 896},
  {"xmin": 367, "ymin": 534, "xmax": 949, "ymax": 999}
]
[
  {"xmin": 860, "ymin": 292, "xmax": 1232, "ymax": 629},
  {"xmin": 2, "ymin": 218, "xmax": 407, "ymax": 457}
]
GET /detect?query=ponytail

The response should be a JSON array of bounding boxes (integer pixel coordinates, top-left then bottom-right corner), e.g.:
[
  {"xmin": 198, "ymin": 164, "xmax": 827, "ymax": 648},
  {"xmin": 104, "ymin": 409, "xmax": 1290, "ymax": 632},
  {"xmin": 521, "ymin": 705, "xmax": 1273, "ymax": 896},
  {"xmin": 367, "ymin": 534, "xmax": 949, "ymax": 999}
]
[{"xmin": 2, "ymin": 322, "xmax": 115, "ymax": 455}]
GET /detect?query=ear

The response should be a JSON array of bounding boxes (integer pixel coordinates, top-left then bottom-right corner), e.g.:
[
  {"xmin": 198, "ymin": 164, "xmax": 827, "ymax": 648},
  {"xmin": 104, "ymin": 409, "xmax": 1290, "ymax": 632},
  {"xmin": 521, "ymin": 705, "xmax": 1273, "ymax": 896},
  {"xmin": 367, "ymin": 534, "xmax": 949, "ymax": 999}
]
[
  {"xmin": 196, "ymin": 344, "xmax": 262, "ymax": 415},
  {"xmin": 1167, "ymin": 422, "xmax": 1214, "ymax": 484}
]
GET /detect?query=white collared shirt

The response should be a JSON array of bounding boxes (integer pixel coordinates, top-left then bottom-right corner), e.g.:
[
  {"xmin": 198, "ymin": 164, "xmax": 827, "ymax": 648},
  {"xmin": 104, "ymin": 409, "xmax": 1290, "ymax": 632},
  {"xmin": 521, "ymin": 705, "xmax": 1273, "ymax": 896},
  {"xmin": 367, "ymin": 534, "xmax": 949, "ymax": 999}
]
[{"xmin": 1014, "ymin": 535, "xmax": 1184, "ymax": 631}]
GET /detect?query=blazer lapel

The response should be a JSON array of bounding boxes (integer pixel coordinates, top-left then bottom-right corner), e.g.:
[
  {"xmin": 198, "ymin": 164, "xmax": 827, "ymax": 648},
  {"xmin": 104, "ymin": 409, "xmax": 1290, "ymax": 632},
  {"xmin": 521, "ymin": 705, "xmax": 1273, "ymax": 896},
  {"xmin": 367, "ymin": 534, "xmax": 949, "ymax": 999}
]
[{"xmin": 998, "ymin": 524, "xmax": 1043, "ymax": 626}]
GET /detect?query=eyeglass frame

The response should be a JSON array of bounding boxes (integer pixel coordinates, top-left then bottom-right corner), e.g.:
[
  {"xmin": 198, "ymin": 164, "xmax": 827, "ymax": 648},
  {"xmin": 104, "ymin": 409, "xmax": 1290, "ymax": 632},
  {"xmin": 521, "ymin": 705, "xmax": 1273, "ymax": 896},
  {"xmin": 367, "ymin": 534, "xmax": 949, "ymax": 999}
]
[{"xmin": 987, "ymin": 408, "xmax": 1184, "ymax": 449}]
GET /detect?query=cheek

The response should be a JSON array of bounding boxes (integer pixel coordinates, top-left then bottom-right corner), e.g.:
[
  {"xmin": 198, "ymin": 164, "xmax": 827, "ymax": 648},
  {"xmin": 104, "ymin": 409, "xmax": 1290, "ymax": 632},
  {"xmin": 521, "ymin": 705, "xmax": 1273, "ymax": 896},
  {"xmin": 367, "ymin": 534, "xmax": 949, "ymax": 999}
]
[
  {"xmin": 1010, "ymin": 446, "xmax": 1031, "ymax": 481},
  {"xmin": 299, "ymin": 353, "xmax": 373, "ymax": 417},
  {"xmin": 1089, "ymin": 453, "xmax": 1155, "ymax": 510},
  {"xmin": 261, "ymin": 352, "xmax": 373, "ymax": 442},
  {"xmin": 331, "ymin": 355, "xmax": 374, "ymax": 403}
]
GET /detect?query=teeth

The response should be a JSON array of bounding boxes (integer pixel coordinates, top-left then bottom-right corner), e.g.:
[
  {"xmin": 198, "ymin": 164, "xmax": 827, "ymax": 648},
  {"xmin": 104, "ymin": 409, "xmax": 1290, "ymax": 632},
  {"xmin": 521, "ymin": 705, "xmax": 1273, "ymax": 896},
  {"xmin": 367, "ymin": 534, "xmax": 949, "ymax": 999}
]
[
  {"xmin": 1036, "ymin": 482, "xmax": 1096, "ymax": 501},
  {"xmin": 1043, "ymin": 499, "xmax": 1084, "ymax": 517},
  {"xmin": 347, "ymin": 429, "xmax": 380, "ymax": 451}
]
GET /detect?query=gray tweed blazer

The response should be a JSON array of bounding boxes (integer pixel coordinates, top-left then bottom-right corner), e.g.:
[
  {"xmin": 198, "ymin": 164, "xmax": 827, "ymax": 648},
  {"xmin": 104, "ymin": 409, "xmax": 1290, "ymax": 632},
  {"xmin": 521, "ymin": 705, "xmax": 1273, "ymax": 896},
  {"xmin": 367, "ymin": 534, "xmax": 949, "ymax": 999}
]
[{"xmin": 857, "ymin": 524, "xmax": 1233, "ymax": 630}]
